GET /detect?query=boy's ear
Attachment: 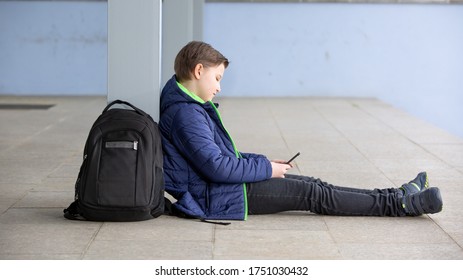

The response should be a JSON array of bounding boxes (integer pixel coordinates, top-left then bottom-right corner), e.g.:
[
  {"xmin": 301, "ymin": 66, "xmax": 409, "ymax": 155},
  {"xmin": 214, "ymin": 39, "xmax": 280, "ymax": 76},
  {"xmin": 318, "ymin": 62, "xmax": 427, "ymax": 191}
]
[{"xmin": 193, "ymin": 63, "xmax": 203, "ymax": 80}]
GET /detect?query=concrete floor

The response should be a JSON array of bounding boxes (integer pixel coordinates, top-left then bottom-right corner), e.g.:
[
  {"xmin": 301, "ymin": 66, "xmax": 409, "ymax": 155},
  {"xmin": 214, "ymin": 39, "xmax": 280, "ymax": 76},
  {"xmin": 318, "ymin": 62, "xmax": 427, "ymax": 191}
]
[{"xmin": 0, "ymin": 96, "xmax": 462, "ymax": 260}]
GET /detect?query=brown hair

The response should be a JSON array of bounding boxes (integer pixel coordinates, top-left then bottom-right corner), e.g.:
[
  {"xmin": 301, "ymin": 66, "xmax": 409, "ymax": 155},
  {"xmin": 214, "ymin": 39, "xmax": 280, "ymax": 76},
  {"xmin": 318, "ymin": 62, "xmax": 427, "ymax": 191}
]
[{"xmin": 174, "ymin": 41, "xmax": 229, "ymax": 82}]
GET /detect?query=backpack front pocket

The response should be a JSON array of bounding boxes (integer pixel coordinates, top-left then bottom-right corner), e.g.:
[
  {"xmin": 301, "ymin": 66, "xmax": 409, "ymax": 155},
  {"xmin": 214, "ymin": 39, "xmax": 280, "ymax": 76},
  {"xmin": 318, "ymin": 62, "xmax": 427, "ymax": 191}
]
[{"xmin": 97, "ymin": 138, "xmax": 139, "ymax": 207}]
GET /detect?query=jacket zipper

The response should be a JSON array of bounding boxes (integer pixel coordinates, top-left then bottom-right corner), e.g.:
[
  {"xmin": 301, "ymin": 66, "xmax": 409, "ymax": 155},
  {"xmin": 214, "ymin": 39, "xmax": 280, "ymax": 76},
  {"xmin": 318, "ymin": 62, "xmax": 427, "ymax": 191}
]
[
  {"xmin": 209, "ymin": 101, "xmax": 248, "ymax": 220},
  {"xmin": 175, "ymin": 82, "xmax": 248, "ymax": 220}
]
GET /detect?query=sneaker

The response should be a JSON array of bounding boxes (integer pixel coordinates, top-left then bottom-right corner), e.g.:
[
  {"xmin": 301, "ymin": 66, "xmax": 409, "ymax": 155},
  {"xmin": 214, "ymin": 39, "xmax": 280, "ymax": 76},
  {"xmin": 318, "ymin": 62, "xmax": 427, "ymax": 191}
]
[
  {"xmin": 401, "ymin": 187, "xmax": 443, "ymax": 216},
  {"xmin": 400, "ymin": 172, "xmax": 429, "ymax": 195}
]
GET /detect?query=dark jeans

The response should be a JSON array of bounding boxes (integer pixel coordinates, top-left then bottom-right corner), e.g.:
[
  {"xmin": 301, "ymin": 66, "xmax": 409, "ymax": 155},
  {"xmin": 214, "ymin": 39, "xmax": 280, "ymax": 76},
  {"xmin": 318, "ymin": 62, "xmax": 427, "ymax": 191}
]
[{"xmin": 246, "ymin": 174, "xmax": 406, "ymax": 216}]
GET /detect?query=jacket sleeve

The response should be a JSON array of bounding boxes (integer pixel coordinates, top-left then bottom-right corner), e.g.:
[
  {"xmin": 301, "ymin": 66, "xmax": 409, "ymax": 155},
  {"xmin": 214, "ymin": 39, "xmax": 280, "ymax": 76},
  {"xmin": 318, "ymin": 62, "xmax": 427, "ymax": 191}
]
[
  {"xmin": 240, "ymin": 152, "xmax": 267, "ymax": 159},
  {"xmin": 169, "ymin": 105, "xmax": 272, "ymax": 184}
]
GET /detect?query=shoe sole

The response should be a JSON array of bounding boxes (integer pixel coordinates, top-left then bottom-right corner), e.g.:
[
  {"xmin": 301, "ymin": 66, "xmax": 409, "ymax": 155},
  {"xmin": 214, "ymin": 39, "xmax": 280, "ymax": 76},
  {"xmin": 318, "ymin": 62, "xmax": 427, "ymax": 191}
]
[{"xmin": 421, "ymin": 187, "xmax": 443, "ymax": 214}]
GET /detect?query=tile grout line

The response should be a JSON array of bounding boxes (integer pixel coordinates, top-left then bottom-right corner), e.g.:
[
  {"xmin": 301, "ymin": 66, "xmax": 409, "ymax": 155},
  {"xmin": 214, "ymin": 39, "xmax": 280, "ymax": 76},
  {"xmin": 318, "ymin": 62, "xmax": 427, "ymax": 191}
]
[
  {"xmin": 311, "ymin": 100, "xmax": 396, "ymax": 187},
  {"xmin": 354, "ymin": 100, "xmax": 462, "ymax": 176},
  {"xmin": 211, "ymin": 225, "xmax": 217, "ymax": 260},
  {"xmin": 355, "ymin": 101, "xmax": 463, "ymax": 247},
  {"xmin": 322, "ymin": 216, "xmax": 344, "ymax": 259},
  {"xmin": 266, "ymin": 100, "xmax": 302, "ymax": 174},
  {"xmin": 80, "ymin": 222, "xmax": 104, "ymax": 260},
  {"xmin": 427, "ymin": 215, "xmax": 463, "ymax": 251}
]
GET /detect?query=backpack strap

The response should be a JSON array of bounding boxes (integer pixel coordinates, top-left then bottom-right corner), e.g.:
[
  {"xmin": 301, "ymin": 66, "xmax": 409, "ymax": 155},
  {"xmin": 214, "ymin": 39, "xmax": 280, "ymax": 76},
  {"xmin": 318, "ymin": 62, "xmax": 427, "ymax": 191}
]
[
  {"xmin": 63, "ymin": 201, "xmax": 86, "ymax": 221},
  {"xmin": 64, "ymin": 197, "xmax": 230, "ymax": 225},
  {"xmin": 198, "ymin": 218, "xmax": 231, "ymax": 226},
  {"xmin": 163, "ymin": 197, "xmax": 230, "ymax": 226}
]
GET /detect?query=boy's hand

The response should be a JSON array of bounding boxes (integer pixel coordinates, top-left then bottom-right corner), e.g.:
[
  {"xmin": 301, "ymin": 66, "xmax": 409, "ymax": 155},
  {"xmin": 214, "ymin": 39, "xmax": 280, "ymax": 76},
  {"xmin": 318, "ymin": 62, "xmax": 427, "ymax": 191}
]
[
  {"xmin": 270, "ymin": 160, "xmax": 292, "ymax": 178},
  {"xmin": 272, "ymin": 159, "xmax": 294, "ymax": 168}
]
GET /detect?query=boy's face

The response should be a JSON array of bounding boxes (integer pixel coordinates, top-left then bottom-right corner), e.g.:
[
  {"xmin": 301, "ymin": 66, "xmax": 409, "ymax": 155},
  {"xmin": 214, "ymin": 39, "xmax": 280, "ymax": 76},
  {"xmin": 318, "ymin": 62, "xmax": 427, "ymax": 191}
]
[{"xmin": 194, "ymin": 63, "xmax": 225, "ymax": 102}]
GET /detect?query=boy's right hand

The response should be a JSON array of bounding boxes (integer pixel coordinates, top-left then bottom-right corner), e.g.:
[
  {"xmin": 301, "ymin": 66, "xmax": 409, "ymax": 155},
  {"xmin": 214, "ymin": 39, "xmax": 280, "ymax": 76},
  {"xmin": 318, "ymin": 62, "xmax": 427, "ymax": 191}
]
[{"xmin": 270, "ymin": 161, "xmax": 292, "ymax": 178}]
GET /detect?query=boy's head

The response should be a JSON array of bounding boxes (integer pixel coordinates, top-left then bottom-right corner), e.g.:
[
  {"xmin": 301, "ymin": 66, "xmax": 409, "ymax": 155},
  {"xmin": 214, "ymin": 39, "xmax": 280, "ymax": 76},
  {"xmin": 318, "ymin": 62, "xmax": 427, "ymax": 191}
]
[
  {"xmin": 174, "ymin": 41, "xmax": 229, "ymax": 83},
  {"xmin": 174, "ymin": 41, "xmax": 229, "ymax": 102}
]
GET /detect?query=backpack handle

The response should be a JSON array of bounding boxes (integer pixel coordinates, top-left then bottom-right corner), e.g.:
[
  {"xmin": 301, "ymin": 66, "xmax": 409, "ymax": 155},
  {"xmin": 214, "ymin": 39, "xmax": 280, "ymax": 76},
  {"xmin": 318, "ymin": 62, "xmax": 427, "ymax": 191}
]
[{"xmin": 104, "ymin": 99, "xmax": 150, "ymax": 118}]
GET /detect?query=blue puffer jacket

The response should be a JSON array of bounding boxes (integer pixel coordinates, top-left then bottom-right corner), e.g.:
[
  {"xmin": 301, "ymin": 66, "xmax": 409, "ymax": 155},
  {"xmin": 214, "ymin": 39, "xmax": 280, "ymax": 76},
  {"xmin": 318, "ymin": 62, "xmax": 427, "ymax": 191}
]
[{"xmin": 159, "ymin": 76, "xmax": 272, "ymax": 220}]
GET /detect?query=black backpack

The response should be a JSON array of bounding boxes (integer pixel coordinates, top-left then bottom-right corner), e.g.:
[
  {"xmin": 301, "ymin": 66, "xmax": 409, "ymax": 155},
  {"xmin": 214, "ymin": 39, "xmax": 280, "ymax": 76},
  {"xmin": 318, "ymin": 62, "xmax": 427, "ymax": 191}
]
[{"xmin": 64, "ymin": 100, "xmax": 165, "ymax": 222}]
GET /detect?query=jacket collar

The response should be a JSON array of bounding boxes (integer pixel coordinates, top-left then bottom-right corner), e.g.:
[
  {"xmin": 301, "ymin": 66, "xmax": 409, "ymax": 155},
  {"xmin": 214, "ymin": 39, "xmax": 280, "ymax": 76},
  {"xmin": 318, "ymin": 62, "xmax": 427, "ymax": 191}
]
[
  {"xmin": 161, "ymin": 75, "xmax": 219, "ymax": 113},
  {"xmin": 176, "ymin": 81, "xmax": 206, "ymax": 104}
]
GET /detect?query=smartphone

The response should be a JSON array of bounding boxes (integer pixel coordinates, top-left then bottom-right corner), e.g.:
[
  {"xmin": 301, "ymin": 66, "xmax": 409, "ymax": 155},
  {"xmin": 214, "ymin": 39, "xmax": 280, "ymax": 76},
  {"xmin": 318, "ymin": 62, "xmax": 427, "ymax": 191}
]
[{"xmin": 286, "ymin": 152, "xmax": 300, "ymax": 164}]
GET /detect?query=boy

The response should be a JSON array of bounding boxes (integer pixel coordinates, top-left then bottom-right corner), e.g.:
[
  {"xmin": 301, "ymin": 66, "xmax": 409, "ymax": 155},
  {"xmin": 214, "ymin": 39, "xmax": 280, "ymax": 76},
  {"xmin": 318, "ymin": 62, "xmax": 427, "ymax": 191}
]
[{"xmin": 159, "ymin": 41, "xmax": 442, "ymax": 220}]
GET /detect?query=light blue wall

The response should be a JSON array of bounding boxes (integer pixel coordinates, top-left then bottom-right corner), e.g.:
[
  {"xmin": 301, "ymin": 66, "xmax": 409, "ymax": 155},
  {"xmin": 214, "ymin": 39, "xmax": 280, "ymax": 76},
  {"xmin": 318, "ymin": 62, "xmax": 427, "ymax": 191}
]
[
  {"xmin": 0, "ymin": 1, "xmax": 107, "ymax": 95},
  {"xmin": 204, "ymin": 3, "xmax": 463, "ymax": 138},
  {"xmin": 1, "ymin": 1, "xmax": 462, "ymax": 138}
]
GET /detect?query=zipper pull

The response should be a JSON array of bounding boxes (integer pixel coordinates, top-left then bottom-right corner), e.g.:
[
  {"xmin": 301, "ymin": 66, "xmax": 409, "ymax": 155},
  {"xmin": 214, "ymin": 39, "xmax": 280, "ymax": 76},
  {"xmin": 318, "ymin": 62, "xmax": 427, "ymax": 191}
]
[{"xmin": 133, "ymin": 141, "xmax": 138, "ymax": 150}]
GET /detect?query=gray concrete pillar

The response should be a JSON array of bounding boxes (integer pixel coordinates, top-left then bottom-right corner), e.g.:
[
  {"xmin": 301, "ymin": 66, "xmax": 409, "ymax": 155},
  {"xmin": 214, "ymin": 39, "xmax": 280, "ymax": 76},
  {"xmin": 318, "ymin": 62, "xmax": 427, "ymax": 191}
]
[
  {"xmin": 107, "ymin": 0, "xmax": 162, "ymax": 121},
  {"xmin": 161, "ymin": 0, "xmax": 204, "ymax": 86}
]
